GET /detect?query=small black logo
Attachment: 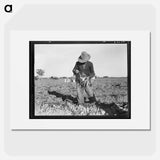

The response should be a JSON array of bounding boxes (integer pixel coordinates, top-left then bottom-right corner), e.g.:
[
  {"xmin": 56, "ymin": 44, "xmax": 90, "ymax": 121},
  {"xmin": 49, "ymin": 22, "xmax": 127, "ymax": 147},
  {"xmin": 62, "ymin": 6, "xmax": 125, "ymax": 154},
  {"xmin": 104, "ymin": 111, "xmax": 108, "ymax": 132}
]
[{"xmin": 4, "ymin": 4, "xmax": 12, "ymax": 13}]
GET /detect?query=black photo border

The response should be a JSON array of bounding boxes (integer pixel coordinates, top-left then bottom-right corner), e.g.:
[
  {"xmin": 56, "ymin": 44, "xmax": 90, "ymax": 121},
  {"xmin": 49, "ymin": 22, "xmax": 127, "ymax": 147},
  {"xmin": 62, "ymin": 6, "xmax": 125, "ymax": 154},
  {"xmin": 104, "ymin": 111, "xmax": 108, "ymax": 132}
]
[{"xmin": 29, "ymin": 41, "xmax": 131, "ymax": 119}]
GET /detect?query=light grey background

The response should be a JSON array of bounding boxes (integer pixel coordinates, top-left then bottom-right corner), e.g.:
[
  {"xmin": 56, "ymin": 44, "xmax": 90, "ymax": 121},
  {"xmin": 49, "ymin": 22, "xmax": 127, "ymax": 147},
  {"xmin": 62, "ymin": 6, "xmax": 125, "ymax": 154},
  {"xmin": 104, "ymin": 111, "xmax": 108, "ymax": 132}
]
[{"xmin": 4, "ymin": 4, "xmax": 155, "ymax": 156}]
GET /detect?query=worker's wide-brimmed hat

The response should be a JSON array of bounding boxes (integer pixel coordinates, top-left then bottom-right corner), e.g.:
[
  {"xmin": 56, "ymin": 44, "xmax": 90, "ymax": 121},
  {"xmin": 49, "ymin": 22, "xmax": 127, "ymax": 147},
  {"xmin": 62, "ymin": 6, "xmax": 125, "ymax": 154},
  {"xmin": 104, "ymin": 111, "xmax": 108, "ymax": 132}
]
[{"xmin": 78, "ymin": 51, "xmax": 91, "ymax": 63}]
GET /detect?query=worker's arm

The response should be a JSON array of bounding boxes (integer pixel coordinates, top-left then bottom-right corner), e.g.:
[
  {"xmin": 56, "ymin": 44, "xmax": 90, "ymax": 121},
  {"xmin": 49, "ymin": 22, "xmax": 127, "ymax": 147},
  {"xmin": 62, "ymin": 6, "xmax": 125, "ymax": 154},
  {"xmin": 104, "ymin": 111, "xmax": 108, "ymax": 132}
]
[
  {"xmin": 72, "ymin": 62, "xmax": 79, "ymax": 75},
  {"xmin": 89, "ymin": 62, "xmax": 95, "ymax": 78}
]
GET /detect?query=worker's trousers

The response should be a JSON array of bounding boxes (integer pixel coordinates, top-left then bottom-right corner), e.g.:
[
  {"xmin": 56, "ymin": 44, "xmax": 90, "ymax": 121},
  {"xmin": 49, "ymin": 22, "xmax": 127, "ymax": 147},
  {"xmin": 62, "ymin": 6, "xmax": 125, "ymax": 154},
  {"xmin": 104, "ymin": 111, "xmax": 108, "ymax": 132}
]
[{"xmin": 76, "ymin": 82, "xmax": 95, "ymax": 105}]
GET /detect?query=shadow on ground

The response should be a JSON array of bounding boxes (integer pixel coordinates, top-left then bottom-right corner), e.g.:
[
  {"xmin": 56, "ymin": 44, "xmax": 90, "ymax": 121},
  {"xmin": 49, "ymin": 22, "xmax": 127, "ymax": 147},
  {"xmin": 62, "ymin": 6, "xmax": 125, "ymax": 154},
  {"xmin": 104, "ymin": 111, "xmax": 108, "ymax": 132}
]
[
  {"xmin": 48, "ymin": 90, "xmax": 77, "ymax": 103},
  {"xmin": 48, "ymin": 90, "xmax": 129, "ymax": 118}
]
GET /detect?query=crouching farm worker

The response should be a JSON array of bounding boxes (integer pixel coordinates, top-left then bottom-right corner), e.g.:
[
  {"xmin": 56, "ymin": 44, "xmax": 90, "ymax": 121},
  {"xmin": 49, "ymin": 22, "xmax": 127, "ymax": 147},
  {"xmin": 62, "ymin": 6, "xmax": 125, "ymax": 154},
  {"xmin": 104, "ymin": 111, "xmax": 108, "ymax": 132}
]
[{"xmin": 72, "ymin": 51, "xmax": 96, "ymax": 105}]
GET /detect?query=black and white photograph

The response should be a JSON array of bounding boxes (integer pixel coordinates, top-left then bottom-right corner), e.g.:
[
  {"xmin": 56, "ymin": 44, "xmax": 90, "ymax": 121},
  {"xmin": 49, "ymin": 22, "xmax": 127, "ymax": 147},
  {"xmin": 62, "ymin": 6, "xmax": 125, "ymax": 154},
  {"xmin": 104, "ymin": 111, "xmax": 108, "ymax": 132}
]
[{"xmin": 29, "ymin": 41, "xmax": 131, "ymax": 119}]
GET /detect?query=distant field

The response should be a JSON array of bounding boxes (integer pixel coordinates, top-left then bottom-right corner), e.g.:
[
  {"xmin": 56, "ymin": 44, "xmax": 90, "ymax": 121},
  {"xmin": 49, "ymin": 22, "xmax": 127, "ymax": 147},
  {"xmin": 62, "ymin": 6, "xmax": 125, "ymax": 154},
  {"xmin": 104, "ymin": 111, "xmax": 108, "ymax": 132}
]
[{"xmin": 34, "ymin": 77, "xmax": 129, "ymax": 118}]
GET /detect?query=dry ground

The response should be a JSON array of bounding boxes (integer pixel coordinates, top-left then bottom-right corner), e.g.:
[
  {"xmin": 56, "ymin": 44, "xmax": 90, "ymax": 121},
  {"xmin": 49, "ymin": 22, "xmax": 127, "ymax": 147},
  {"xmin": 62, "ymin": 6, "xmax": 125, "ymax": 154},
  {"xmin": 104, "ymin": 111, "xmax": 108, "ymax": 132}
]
[{"xmin": 35, "ymin": 77, "xmax": 129, "ymax": 118}]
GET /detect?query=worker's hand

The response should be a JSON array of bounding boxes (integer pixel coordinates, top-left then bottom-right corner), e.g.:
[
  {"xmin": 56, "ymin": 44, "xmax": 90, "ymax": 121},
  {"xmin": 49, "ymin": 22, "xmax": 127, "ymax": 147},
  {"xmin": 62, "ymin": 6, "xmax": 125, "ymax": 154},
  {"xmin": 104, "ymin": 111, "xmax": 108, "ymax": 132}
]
[
  {"xmin": 75, "ymin": 70, "xmax": 79, "ymax": 74},
  {"xmin": 86, "ymin": 77, "xmax": 90, "ymax": 81}
]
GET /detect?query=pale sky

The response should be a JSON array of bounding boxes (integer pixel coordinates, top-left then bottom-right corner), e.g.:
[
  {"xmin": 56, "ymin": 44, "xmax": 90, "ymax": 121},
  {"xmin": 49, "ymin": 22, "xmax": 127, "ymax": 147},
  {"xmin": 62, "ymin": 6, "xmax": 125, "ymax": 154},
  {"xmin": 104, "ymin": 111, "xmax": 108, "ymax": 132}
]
[{"xmin": 35, "ymin": 43, "xmax": 127, "ymax": 77}]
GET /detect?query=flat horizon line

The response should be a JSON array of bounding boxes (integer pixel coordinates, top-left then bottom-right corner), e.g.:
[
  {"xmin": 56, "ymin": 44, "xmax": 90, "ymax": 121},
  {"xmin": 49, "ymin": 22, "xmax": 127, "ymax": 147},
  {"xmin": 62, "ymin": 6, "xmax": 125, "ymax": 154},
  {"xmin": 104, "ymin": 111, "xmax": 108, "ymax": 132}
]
[{"xmin": 36, "ymin": 76, "xmax": 128, "ymax": 78}]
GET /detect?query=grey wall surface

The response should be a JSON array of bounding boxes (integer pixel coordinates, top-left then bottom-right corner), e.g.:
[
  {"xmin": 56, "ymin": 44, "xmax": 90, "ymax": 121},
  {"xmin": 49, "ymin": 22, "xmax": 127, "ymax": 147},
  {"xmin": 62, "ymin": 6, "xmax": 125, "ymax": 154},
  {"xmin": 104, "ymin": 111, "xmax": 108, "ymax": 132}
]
[{"xmin": 4, "ymin": 4, "xmax": 155, "ymax": 156}]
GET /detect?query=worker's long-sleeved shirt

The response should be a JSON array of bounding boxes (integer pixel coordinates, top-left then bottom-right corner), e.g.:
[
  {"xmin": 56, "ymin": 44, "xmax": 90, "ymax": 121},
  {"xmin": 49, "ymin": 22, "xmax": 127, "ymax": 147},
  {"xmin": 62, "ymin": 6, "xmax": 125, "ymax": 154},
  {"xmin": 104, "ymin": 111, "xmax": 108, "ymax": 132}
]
[{"xmin": 72, "ymin": 61, "xmax": 95, "ymax": 78}]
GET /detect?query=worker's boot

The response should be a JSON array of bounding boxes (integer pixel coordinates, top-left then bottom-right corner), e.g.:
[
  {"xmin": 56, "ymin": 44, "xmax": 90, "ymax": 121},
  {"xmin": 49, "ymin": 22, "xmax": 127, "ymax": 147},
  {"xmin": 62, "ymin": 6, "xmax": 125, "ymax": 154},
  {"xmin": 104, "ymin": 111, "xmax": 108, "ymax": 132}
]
[{"xmin": 89, "ymin": 95, "xmax": 96, "ymax": 104}]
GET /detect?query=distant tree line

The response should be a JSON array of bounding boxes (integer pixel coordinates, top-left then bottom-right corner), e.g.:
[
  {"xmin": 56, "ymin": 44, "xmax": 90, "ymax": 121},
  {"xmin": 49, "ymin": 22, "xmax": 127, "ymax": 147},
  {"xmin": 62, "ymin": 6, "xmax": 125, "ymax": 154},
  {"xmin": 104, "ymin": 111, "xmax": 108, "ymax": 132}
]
[
  {"xmin": 34, "ymin": 69, "xmax": 110, "ymax": 81},
  {"xmin": 50, "ymin": 76, "xmax": 59, "ymax": 80}
]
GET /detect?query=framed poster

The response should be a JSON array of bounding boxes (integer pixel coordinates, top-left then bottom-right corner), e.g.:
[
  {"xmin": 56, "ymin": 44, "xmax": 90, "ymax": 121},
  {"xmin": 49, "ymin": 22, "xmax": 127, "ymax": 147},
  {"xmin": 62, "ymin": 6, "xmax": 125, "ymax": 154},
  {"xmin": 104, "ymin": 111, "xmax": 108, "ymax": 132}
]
[
  {"xmin": 29, "ymin": 41, "xmax": 131, "ymax": 119},
  {"xmin": 10, "ymin": 31, "xmax": 150, "ymax": 130}
]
